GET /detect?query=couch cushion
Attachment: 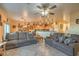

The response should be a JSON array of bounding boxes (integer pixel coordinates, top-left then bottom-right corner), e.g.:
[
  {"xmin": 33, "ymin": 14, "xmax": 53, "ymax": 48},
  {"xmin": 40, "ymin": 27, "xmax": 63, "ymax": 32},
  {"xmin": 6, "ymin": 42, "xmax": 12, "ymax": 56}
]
[
  {"xmin": 7, "ymin": 40, "xmax": 18, "ymax": 44},
  {"xmin": 18, "ymin": 32, "xmax": 27, "ymax": 40},
  {"xmin": 6, "ymin": 32, "xmax": 18, "ymax": 41},
  {"xmin": 64, "ymin": 38, "xmax": 72, "ymax": 45}
]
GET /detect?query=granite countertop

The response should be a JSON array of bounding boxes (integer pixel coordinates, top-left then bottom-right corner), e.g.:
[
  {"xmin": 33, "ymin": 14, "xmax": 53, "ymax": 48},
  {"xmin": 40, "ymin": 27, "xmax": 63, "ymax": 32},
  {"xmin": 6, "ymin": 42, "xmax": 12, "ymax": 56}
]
[{"xmin": 36, "ymin": 31, "xmax": 51, "ymax": 38}]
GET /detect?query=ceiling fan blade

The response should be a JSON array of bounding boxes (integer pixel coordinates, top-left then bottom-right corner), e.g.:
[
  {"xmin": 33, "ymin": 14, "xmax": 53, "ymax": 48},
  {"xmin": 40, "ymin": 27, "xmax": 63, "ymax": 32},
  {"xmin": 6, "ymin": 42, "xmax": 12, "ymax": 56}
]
[
  {"xmin": 34, "ymin": 12, "xmax": 42, "ymax": 16},
  {"xmin": 49, "ymin": 13, "xmax": 55, "ymax": 15},
  {"xmin": 50, "ymin": 5, "xmax": 56, "ymax": 9},
  {"xmin": 37, "ymin": 6, "xmax": 42, "ymax": 9},
  {"xmin": 34, "ymin": 13, "xmax": 39, "ymax": 15}
]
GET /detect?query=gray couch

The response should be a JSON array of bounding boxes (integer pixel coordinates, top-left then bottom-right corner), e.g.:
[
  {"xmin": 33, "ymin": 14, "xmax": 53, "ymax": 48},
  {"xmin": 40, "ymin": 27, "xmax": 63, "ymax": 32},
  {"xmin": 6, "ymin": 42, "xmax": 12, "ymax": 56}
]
[
  {"xmin": 6, "ymin": 32, "xmax": 37, "ymax": 50},
  {"xmin": 45, "ymin": 33, "xmax": 79, "ymax": 56}
]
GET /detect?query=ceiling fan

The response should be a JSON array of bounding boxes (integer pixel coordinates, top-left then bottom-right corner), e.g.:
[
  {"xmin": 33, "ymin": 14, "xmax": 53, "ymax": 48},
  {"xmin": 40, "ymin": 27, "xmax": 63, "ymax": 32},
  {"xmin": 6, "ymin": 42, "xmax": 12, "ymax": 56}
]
[{"xmin": 35, "ymin": 3, "xmax": 56, "ymax": 17}]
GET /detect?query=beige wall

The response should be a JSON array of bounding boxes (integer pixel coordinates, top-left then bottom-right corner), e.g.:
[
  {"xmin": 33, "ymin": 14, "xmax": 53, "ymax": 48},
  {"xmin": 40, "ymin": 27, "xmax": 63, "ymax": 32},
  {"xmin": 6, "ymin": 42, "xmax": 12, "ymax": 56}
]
[
  {"xmin": 68, "ymin": 11, "xmax": 79, "ymax": 35},
  {"xmin": 0, "ymin": 26, "xmax": 3, "ymax": 42},
  {"xmin": 0, "ymin": 10, "xmax": 7, "ymax": 42},
  {"xmin": 9, "ymin": 18, "xmax": 18, "ymax": 33}
]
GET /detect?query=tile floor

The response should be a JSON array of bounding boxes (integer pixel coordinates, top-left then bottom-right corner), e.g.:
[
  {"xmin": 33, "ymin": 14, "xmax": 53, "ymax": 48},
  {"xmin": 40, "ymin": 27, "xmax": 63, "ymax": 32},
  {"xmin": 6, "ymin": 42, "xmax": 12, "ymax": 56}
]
[{"xmin": 6, "ymin": 43, "xmax": 67, "ymax": 56}]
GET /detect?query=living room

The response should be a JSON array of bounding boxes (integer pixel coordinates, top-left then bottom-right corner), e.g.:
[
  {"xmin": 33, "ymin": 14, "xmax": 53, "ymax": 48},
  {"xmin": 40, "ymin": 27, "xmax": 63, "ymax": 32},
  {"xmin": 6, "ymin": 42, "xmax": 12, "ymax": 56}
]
[{"xmin": 0, "ymin": 3, "xmax": 79, "ymax": 56}]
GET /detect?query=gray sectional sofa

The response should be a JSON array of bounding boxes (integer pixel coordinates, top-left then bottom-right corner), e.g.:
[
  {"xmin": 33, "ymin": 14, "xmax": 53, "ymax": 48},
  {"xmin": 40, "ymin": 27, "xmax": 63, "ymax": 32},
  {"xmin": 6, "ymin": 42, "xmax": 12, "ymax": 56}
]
[
  {"xmin": 6, "ymin": 32, "xmax": 37, "ymax": 50},
  {"xmin": 45, "ymin": 33, "xmax": 79, "ymax": 56}
]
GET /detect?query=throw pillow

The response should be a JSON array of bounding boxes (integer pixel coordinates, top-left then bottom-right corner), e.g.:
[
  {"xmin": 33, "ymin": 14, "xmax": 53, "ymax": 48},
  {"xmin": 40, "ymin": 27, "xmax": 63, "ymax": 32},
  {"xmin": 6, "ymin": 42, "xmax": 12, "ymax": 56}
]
[
  {"xmin": 64, "ymin": 38, "xmax": 72, "ymax": 45},
  {"xmin": 55, "ymin": 38, "xmax": 59, "ymax": 42},
  {"xmin": 59, "ymin": 36, "xmax": 65, "ymax": 43}
]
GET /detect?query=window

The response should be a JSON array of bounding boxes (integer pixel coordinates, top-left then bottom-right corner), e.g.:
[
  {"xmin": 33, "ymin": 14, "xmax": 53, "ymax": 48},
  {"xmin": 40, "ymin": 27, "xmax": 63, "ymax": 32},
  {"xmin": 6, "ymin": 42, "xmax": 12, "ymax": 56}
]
[{"xmin": 4, "ymin": 23, "xmax": 10, "ymax": 40}]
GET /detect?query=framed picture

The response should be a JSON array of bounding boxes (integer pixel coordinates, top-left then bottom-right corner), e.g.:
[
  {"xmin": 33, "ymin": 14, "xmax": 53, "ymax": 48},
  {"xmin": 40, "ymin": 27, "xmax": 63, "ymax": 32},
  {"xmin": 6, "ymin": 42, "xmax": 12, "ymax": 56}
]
[
  {"xmin": 60, "ymin": 24, "xmax": 63, "ymax": 29},
  {"xmin": 13, "ymin": 25, "xmax": 16, "ymax": 28},
  {"xmin": 76, "ymin": 19, "xmax": 79, "ymax": 24}
]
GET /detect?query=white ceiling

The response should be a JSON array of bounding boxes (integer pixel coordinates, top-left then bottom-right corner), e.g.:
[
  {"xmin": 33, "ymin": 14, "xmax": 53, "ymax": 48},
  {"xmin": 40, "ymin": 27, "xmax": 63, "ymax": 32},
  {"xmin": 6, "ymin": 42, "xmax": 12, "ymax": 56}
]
[{"xmin": 0, "ymin": 3, "xmax": 79, "ymax": 20}]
